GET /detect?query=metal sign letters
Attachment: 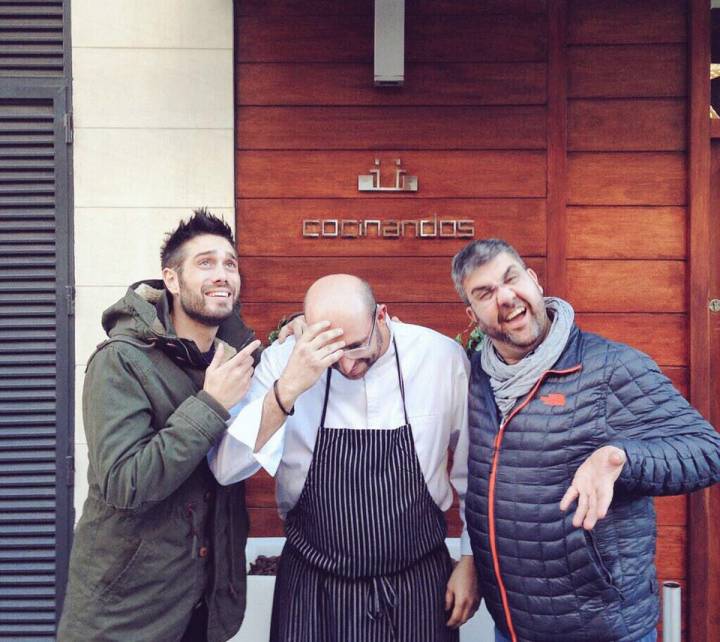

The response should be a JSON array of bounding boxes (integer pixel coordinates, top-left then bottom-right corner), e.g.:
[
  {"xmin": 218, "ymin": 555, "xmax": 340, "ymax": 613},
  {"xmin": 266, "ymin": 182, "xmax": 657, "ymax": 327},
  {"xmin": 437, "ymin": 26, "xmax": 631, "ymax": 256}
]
[
  {"xmin": 358, "ymin": 158, "xmax": 418, "ymax": 192},
  {"xmin": 301, "ymin": 158, "xmax": 474, "ymax": 240},
  {"xmin": 302, "ymin": 215, "xmax": 475, "ymax": 239}
]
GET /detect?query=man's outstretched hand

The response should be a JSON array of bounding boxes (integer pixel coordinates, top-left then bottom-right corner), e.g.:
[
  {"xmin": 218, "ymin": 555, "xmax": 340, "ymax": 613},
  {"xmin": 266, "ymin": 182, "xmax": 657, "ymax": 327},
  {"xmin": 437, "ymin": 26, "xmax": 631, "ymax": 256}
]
[{"xmin": 560, "ymin": 446, "xmax": 626, "ymax": 530}]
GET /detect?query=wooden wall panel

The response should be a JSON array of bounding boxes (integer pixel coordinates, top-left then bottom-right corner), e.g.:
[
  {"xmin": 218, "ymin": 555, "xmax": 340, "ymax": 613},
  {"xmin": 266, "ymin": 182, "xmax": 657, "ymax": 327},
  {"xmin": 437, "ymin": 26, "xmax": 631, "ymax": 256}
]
[
  {"xmin": 236, "ymin": 106, "xmax": 547, "ymax": 150},
  {"xmin": 567, "ymin": 45, "xmax": 687, "ymax": 98},
  {"xmin": 244, "ymin": 303, "xmax": 473, "ymax": 346},
  {"xmin": 237, "ymin": 151, "xmax": 547, "ymax": 198},
  {"xmin": 237, "ymin": 14, "xmax": 547, "ymax": 63},
  {"xmin": 656, "ymin": 496, "xmax": 687, "ymax": 527},
  {"xmin": 236, "ymin": 0, "xmax": 372, "ymax": 15},
  {"xmin": 663, "ymin": 367, "xmax": 688, "ymax": 398},
  {"xmin": 689, "ymin": 3, "xmax": 719, "ymax": 638},
  {"xmin": 236, "ymin": 0, "xmax": 552, "ymax": 548},
  {"xmin": 241, "ymin": 257, "xmax": 546, "ymax": 303},
  {"xmin": 568, "ymin": 99, "xmax": 687, "ymax": 151},
  {"xmin": 566, "ymin": 207, "xmax": 686, "ymax": 259},
  {"xmin": 246, "ymin": 469, "xmax": 275, "ymax": 507},
  {"xmin": 236, "ymin": 2, "xmax": 693, "ymax": 605},
  {"xmin": 237, "ymin": 0, "xmax": 548, "ymax": 16},
  {"xmin": 567, "ymin": 260, "xmax": 686, "ymax": 312},
  {"xmin": 407, "ymin": 0, "xmax": 548, "ymax": 14},
  {"xmin": 236, "ymin": 63, "xmax": 548, "ymax": 106},
  {"xmin": 545, "ymin": 0, "xmax": 568, "ymax": 299},
  {"xmin": 248, "ymin": 508, "xmax": 284, "ymax": 537},
  {"xmin": 236, "ymin": 14, "xmax": 373, "ymax": 63},
  {"xmin": 575, "ymin": 313, "xmax": 687, "ymax": 366},
  {"xmin": 567, "ymin": 0, "xmax": 688, "ymax": 45},
  {"xmin": 656, "ymin": 526, "xmax": 688, "ymax": 579},
  {"xmin": 244, "ymin": 308, "xmax": 687, "ymax": 367},
  {"xmin": 405, "ymin": 14, "xmax": 547, "ymax": 62},
  {"xmin": 567, "ymin": 152, "xmax": 687, "ymax": 205},
  {"xmin": 237, "ymin": 199, "xmax": 546, "ymax": 257}
]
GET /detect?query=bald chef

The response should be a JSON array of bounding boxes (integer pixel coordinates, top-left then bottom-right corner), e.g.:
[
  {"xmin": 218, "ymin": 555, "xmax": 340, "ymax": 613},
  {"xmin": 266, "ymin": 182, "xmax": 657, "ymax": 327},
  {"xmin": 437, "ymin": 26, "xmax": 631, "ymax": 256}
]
[{"xmin": 209, "ymin": 274, "xmax": 479, "ymax": 642}]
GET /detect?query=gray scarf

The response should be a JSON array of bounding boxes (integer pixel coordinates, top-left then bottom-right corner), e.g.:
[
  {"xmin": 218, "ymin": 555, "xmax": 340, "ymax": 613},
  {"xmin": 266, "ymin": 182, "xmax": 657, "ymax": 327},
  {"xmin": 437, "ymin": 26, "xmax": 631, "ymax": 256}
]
[{"xmin": 480, "ymin": 297, "xmax": 574, "ymax": 419}]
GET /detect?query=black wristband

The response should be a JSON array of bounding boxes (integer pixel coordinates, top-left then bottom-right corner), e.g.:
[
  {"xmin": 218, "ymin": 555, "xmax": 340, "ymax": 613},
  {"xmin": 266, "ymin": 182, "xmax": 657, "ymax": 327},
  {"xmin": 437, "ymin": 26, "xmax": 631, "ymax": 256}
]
[{"xmin": 273, "ymin": 379, "xmax": 295, "ymax": 416}]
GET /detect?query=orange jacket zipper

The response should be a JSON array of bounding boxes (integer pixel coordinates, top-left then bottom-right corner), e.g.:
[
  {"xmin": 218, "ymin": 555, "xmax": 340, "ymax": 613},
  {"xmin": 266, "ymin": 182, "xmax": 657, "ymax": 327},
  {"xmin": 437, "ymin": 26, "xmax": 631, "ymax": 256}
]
[{"xmin": 487, "ymin": 365, "xmax": 582, "ymax": 642}]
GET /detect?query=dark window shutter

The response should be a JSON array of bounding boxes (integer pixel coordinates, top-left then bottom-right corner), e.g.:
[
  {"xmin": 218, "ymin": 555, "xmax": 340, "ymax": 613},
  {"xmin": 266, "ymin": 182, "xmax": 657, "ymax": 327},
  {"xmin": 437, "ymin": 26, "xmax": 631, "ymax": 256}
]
[
  {"xmin": 0, "ymin": 1, "xmax": 64, "ymax": 78},
  {"xmin": 0, "ymin": 94, "xmax": 72, "ymax": 639}
]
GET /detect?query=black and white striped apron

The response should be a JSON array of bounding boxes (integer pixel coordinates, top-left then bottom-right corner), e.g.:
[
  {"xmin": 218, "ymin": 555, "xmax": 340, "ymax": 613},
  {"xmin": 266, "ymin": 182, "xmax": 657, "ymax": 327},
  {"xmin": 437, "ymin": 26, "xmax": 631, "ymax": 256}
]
[{"xmin": 270, "ymin": 339, "xmax": 458, "ymax": 642}]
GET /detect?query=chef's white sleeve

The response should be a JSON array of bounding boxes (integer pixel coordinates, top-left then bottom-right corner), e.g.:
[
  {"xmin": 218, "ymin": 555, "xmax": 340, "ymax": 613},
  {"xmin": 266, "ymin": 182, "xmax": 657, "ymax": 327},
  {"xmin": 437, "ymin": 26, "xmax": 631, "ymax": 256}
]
[{"xmin": 208, "ymin": 341, "xmax": 291, "ymax": 484}]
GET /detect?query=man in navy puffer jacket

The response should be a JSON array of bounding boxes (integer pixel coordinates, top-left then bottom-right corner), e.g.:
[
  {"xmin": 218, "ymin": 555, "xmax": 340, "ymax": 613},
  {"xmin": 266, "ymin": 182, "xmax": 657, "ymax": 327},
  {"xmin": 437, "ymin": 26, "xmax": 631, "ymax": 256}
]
[{"xmin": 451, "ymin": 239, "xmax": 720, "ymax": 642}]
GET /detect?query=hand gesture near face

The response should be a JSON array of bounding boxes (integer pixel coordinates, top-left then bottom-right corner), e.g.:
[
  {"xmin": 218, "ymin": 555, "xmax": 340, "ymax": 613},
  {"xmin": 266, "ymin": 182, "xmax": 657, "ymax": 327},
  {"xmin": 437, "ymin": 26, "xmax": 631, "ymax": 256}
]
[
  {"xmin": 560, "ymin": 445, "xmax": 627, "ymax": 530},
  {"xmin": 277, "ymin": 314, "xmax": 307, "ymax": 343},
  {"xmin": 203, "ymin": 339, "xmax": 261, "ymax": 410},
  {"xmin": 276, "ymin": 320, "xmax": 345, "ymax": 405}
]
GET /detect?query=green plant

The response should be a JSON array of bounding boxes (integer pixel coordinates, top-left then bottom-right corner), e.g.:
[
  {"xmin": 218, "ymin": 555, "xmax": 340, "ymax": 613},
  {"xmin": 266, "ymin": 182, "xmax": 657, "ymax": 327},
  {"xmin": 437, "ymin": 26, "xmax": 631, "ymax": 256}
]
[
  {"xmin": 455, "ymin": 324, "xmax": 484, "ymax": 356},
  {"xmin": 267, "ymin": 313, "xmax": 302, "ymax": 344},
  {"xmin": 267, "ymin": 318, "xmax": 285, "ymax": 344}
]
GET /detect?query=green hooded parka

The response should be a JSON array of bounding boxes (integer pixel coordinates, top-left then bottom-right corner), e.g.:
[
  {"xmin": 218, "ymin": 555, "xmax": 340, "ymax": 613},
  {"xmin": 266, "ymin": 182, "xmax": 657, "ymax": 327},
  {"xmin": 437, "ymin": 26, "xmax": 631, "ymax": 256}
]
[{"xmin": 58, "ymin": 280, "xmax": 257, "ymax": 642}]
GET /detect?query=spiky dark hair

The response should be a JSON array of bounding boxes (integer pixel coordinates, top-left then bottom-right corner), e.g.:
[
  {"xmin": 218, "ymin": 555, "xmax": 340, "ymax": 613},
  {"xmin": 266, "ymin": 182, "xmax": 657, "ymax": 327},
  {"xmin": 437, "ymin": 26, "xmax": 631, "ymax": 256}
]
[{"xmin": 160, "ymin": 208, "xmax": 235, "ymax": 269}]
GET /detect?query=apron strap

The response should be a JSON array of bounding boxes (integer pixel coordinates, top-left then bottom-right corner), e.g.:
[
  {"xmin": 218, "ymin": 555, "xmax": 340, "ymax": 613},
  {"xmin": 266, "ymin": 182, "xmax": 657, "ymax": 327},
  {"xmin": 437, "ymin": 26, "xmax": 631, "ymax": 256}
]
[
  {"xmin": 392, "ymin": 337, "xmax": 410, "ymax": 427},
  {"xmin": 319, "ymin": 368, "xmax": 332, "ymax": 429}
]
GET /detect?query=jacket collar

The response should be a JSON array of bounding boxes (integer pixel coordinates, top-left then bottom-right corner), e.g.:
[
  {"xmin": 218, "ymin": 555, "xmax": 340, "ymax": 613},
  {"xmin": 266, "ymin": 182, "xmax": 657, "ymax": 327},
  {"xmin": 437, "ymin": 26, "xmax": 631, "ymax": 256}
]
[
  {"xmin": 471, "ymin": 324, "xmax": 583, "ymax": 425},
  {"xmin": 548, "ymin": 324, "xmax": 582, "ymax": 371},
  {"xmin": 105, "ymin": 279, "xmax": 256, "ymax": 370}
]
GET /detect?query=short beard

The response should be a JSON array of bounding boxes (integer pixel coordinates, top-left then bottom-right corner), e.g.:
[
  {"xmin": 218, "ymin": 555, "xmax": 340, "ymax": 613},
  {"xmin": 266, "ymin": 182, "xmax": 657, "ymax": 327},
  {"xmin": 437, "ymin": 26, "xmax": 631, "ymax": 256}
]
[
  {"xmin": 180, "ymin": 297, "xmax": 234, "ymax": 327},
  {"xmin": 480, "ymin": 308, "xmax": 548, "ymax": 353},
  {"xmin": 177, "ymin": 277, "xmax": 236, "ymax": 328}
]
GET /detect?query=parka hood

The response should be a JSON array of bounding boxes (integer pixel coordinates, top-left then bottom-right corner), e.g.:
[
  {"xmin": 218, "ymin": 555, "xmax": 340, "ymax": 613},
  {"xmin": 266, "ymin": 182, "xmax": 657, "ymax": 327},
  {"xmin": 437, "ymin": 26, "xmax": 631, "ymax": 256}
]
[
  {"xmin": 101, "ymin": 279, "xmax": 171, "ymax": 342},
  {"xmin": 98, "ymin": 279, "xmax": 258, "ymax": 367}
]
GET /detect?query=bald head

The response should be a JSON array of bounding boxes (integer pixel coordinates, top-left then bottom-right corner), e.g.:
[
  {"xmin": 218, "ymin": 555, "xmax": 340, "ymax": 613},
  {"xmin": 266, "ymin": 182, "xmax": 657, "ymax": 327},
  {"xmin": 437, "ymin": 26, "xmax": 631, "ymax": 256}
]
[{"xmin": 304, "ymin": 274, "xmax": 376, "ymax": 325}]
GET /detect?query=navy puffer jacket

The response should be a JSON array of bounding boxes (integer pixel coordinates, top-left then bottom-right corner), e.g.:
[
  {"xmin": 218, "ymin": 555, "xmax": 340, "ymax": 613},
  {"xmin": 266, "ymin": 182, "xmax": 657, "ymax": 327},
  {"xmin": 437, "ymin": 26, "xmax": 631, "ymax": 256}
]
[{"xmin": 466, "ymin": 325, "xmax": 720, "ymax": 642}]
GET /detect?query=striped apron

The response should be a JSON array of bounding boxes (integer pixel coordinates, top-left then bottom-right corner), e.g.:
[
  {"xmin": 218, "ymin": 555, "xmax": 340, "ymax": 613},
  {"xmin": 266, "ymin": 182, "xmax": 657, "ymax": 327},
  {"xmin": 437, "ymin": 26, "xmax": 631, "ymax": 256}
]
[{"xmin": 270, "ymin": 340, "xmax": 458, "ymax": 642}]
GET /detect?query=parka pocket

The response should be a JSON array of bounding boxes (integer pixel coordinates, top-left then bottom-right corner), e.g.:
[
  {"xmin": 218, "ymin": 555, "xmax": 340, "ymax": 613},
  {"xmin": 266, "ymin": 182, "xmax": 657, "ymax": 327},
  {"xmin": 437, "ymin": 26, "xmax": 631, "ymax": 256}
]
[
  {"xmin": 97, "ymin": 538, "xmax": 153, "ymax": 604},
  {"xmin": 583, "ymin": 529, "xmax": 623, "ymax": 600}
]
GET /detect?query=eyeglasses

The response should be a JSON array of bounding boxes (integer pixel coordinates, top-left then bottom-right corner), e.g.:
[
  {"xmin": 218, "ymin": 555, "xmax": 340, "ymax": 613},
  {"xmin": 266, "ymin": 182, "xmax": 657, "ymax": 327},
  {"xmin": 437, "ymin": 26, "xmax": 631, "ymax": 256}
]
[{"xmin": 342, "ymin": 306, "xmax": 378, "ymax": 360}]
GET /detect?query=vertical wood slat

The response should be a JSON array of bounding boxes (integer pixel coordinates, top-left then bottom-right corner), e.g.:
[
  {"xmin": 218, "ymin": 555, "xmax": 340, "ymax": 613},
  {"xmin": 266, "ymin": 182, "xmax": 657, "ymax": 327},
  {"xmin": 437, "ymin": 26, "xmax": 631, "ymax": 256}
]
[
  {"xmin": 687, "ymin": 2, "xmax": 718, "ymax": 642},
  {"xmin": 546, "ymin": 0, "xmax": 567, "ymax": 297}
]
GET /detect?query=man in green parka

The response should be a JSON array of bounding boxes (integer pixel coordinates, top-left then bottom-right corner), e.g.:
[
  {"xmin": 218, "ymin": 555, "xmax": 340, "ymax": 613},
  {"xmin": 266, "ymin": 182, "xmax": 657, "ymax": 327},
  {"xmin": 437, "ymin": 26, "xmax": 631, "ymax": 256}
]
[{"xmin": 58, "ymin": 209, "xmax": 261, "ymax": 641}]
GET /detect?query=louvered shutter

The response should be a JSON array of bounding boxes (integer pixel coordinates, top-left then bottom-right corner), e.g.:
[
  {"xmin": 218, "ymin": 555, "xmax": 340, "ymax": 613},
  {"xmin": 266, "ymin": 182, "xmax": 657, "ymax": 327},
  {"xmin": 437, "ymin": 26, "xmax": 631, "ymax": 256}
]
[
  {"xmin": 0, "ymin": 1, "xmax": 64, "ymax": 78},
  {"xmin": 0, "ymin": 89, "xmax": 72, "ymax": 642}
]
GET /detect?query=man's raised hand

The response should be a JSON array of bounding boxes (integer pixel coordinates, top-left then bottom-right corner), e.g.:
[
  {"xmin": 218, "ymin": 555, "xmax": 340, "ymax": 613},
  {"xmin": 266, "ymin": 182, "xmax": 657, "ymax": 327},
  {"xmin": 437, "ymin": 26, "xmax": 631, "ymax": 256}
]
[
  {"xmin": 277, "ymin": 314, "xmax": 307, "ymax": 343},
  {"xmin": 203, "ymin": 339, "xmax": 261, "ymax": 410},
  {"xmin": 275, "ymin": 321, "xmax": 344, "ymax": 407},
  {"xmin": 560, "ymin": 445, "xmax": 626, "ymax": 530}
]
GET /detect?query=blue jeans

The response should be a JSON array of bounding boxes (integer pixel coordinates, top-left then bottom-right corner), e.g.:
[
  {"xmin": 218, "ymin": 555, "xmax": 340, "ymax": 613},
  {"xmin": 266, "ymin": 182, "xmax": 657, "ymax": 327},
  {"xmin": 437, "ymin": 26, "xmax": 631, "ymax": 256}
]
[{"xmin": 494, "ymin": 627, "xmax": 657, "ymax": 642}]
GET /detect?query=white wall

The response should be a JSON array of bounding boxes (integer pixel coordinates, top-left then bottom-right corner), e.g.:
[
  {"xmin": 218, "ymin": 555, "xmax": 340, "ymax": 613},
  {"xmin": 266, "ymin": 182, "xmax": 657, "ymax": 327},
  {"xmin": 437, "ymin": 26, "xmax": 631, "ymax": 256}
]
[{"xmin": 70, "ymin": 0, "xmax": 236, "ymax": 515}]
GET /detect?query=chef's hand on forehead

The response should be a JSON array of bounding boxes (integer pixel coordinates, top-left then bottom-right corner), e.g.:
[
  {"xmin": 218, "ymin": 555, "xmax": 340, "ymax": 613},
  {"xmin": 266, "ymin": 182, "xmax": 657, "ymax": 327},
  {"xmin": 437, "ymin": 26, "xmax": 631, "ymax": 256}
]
[{"xmin": 277, "ymin": 320, "xmax": 345, "ymax": 400}]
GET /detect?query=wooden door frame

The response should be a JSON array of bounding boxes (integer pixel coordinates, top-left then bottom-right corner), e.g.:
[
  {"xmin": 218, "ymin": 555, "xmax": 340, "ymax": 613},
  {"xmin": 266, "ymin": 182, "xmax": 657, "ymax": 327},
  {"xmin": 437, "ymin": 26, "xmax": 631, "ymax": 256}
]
[{"xmin": 688, "ymin": 1, "xmax": 719, "ymax": 640}]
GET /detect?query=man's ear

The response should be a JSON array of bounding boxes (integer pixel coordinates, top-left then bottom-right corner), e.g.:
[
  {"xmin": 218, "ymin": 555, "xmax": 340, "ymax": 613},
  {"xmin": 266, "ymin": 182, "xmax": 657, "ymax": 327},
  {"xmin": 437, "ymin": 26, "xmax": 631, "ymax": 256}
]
[
  {"xmin": 526, "ymin": 267, "xmax": 544, "ymax": 294},
  {"xmin": 162, "ymin": 267, "xmax": 180, "ymax": 296},
  {"xmin": 376, "ymin": 303, "xmax": 388, "ymax": 321},
  {"xmin": 465, "ymin": 306, "xmax": 478, "ymax": 324}
]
